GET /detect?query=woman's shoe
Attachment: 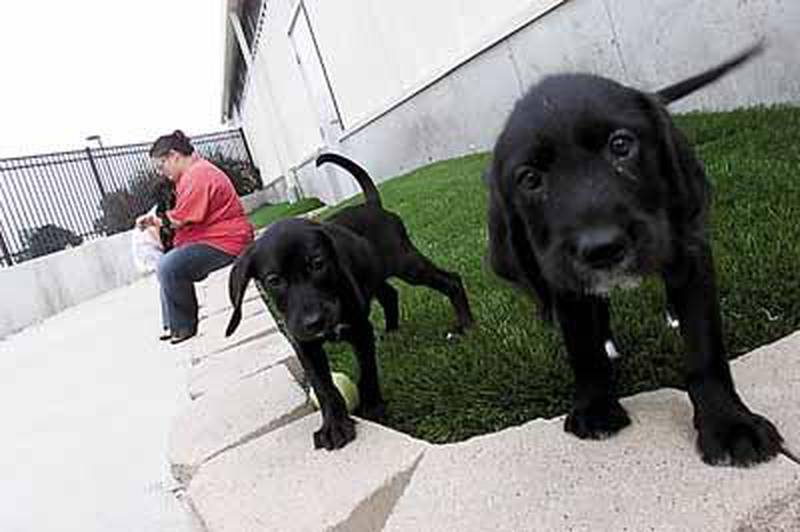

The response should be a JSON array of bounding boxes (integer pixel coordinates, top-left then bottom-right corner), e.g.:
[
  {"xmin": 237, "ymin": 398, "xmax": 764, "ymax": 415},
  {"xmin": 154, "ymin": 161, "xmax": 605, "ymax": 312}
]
[
  {"xmin": 170, "ymin": 327, "xmax": 197, "ymax": 345},
  {"xmin": 159, "ymin": 329, "xmax": 172, "ymax": 341}
]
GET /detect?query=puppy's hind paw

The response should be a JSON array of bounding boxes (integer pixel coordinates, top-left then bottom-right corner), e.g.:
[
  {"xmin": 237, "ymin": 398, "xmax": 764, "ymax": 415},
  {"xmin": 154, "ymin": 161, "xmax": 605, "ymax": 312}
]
[
  {"xmin": 565, "ymin": 399, "xmax": 631, "ymax": 440},
  {"xmin": 697, "ymin": 410, "xmax": 782, "ymax": 467},
  {"xmin": 313, "ymin": 415, "xmax": 356, "ymax": 451}
]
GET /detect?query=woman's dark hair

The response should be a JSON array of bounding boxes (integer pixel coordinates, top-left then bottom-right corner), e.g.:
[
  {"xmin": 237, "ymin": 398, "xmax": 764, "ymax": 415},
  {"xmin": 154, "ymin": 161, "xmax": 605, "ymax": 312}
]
[{"xmin": 149, "ymin": 129, "xmax": 195, "ymax": 158}]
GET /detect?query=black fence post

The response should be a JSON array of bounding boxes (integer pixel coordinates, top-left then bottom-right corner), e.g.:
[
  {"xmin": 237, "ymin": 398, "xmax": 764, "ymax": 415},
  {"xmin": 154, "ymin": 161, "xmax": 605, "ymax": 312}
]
[
  {"xmin": 84, "ymin": 147, "xmax": 107, "ymax": 199},
  {"xmin": 0, "ymin": 129, "xmax": 250, "ymax": 267}
]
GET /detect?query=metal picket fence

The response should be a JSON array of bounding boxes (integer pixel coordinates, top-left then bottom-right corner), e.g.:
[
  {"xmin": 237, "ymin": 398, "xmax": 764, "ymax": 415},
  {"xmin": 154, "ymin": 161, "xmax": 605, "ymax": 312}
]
[{"xmin": 0, "ymin": 128, "xmax": 258, "ymax": 266}]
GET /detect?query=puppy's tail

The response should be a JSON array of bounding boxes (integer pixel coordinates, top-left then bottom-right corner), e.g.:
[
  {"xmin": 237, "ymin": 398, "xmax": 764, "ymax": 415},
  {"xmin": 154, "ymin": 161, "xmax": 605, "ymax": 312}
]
[
  {"xmin": 656, "ymin": 40, "xmax": 765, "ymax": 104},
  {"xmin": 780, "ymin": 444, "xmax": 800, "ymax": 466},
  {"xmin": 316, "ymin": 153, "xmax": 382, "ymax": 208}
]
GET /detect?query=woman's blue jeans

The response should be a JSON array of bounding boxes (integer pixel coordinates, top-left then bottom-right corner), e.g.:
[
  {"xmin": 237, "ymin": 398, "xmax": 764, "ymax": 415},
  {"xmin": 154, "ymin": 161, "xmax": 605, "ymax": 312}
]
[{"xmin": 157, "ymin": 244, "xmax": 235, "ymax": 333}]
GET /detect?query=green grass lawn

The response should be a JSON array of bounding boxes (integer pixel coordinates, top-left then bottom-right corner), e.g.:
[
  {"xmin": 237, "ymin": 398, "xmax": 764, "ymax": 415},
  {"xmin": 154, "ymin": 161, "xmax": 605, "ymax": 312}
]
[
  {"xmin": 310, "ymin": 106, "xmax": 800, "ymax": 444},
  {"xmin": 248, "ymin": 197, "xmax": 324, "ymax": 229}
]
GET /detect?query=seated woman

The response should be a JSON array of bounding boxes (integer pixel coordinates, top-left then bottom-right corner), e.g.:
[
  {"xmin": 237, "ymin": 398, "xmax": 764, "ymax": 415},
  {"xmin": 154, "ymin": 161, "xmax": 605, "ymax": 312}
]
[{"xmin": 136, "ymin": 130, "xmax": 254, "ymax": 344}]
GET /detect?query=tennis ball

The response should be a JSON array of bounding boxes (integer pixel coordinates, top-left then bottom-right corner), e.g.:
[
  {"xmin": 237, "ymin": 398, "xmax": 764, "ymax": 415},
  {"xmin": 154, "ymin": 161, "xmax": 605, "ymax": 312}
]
[{"xmin": 308, "ymin": 371, "xmax": 360, "ymax": 413}]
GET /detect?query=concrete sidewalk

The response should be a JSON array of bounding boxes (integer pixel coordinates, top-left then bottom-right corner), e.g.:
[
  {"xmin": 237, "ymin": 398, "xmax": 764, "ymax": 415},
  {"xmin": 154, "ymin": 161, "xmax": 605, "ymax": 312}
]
[
  {"xmin": 171, "ymin": 267, "xmax": 800, "ymax": 531},
  {"xmin": 4, "ymin": 263, "xmax": 797, "ymax": 531},
  {"xmin": 0, "ymin": 275, "xmax": 195, "ymax": 532}
]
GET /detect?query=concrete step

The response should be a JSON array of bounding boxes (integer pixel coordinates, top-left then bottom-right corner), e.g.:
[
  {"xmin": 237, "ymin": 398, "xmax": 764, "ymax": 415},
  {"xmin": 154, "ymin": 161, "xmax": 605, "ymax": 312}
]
[
  {"xmin": 384, "ymin": 389, "xmax": 798, "ymax": 531},
  {"xmin": 193, "ymin": 299, "xmax": 277, "ymax": 366},
  {"xmin": 187, "ymin": 331, "xmax": 295, "ymax": 400},
  {"xmin": 383, "ymin": 332, "xmax": 800, "ymax": 531},
  {"xmin": 186, "ymin": 416, "xmax": 428, "ymax": 532},
  {"xmin": 169, "ymin": 363, "xmax": 311, "ymax": 485},
  {"xmin": 176, "ymin": 273, "xmax": 800, "ymax": 532},
  {"xmin": 197, "ymin": 266, "xmax": 262, "ymax": 319}
]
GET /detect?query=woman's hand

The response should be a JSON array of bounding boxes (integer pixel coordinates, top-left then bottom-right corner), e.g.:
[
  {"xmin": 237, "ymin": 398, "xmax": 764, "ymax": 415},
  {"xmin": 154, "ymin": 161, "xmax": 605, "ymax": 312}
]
[{"xmin": 135, "ymin": 213, "xmax": 160, "ymax": 229}]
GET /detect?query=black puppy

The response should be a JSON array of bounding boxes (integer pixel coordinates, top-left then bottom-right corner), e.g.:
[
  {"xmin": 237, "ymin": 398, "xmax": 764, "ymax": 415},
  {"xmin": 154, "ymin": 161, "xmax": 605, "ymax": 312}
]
[
  {"xmin": 485, "ymin": 43, "xmax": 784, "ymax": 466},
  {"xmin": 153, "ymin": 178, "xmax": 176, "ymax": 251},
  {"xmin": 226, "ymin": 153, "xmax": 473, "ymax": 450}
]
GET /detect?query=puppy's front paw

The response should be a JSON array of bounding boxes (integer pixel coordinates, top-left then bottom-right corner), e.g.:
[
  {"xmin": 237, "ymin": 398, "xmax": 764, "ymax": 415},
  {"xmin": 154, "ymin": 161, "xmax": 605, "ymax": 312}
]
[
  {"xmin": 565, "ymin": 398, "xmax": 631, "ymax": 439},
  {"xmin": 313, "ymin": 415, "xmax": 356, "ymax": 451},
  {"xmin": 696, "ymin": 409, "xmax": 782, "ymax": 466}
]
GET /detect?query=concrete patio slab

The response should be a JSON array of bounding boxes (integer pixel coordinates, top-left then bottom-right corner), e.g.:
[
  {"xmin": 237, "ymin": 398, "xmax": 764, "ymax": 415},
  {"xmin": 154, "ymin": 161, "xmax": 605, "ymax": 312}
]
[
  {"xmin": 187, "ymin": 331, "xmax": 295, "ymax": 399},
  {"xmin": 169, "ymin": 364, "xmax": 311, "ymax": 485},
  {"xmin": 381, "ymin": 332, "xmax": 800, "ymax": 532},
  {"xmin": 197, "ymin": 290, "xmax": 241, "ymax": 320},
  {"xmin": 734, "ymin": 484, "xmax": 800, "ymax": 531},
  {"xmin": 204, "ymin": 266, "xmax": 232, "ymax": 287},
  {"xmin": 200, "ymin": 295, "xmax": 268, "ymax": 326},
  {"xmin": 0, "ymin": 275, "xmax": 193, "ymax": 531},
  {"xmin": 731, "ymin": 331, "xmax": 800, "ymax": 453},
  {"xmin": 187, "ymin": 416, "xmax": 428, "ymax": 532},
  {"xmin": 197, "ymin": 270, "xmax": 262, "ymax": 318},
  {"xmin": 383, "ymin": 387, "xmax": 800, "ymax": 532},
  {"xmin": 177, "ymin": 268, "xmax": 800, "ymax": 532},
  {"xmin": 192, "ymin": 300, "xmax": 277, "ymax": 364}
]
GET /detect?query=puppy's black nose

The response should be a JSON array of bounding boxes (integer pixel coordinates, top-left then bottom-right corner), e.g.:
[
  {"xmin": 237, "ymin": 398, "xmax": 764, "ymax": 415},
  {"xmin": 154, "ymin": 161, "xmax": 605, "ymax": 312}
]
[
  {"xmin": 301, "ymin": 312, "xmax": 326, "ymax": 336},
  {"xmin": 575, "ymin": 227, "xmax": 628, "ymax": 269}
]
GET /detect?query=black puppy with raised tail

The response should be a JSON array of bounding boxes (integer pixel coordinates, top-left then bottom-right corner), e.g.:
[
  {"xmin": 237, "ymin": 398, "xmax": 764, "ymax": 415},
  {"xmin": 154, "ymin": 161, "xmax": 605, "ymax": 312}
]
[
  {"xmin": 485, "ymin": 42, "xmax": 787, "ymax": 466},
  {"xmin": 226, "ymin": 153, "xmax": 473, "ymax": 450}
]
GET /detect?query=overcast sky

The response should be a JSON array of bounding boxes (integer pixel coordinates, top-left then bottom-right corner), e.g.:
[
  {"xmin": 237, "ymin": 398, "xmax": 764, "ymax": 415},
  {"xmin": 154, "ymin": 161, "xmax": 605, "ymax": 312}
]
[{"xmin": 0, "ymin": 0, "xmax": 227, "ymax": 158}]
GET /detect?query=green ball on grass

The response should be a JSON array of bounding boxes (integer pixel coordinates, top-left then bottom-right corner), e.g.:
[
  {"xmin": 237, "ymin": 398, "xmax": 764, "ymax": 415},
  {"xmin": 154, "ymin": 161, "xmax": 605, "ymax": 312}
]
[{"xmin": 308, "ymin": 371, "xmax": 360, "ymax": 413}]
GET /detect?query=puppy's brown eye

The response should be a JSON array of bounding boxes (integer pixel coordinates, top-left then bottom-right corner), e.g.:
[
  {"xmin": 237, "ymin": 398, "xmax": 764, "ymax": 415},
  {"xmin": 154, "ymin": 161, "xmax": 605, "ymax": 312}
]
[
  {"xmin": 609, "ymin": 130, "xmax": 637, "ymax": 159},
  {"xmin": 514, "ymin": 165, "xmax": 543, "ymax": 193}
]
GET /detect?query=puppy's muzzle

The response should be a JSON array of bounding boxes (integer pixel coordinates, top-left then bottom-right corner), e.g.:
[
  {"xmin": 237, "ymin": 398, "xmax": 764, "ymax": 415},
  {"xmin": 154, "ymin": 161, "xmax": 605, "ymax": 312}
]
[
  {"xmin": 299, "ymin": 311, "xmax": 327, "ymax": 339},
  {"xmin": 573, "ymin": 225, "xmax": 630, "ymax": 270},
  {"xmin": 291, "ymin": 301, "xmax": 341, "ymax": 342}
]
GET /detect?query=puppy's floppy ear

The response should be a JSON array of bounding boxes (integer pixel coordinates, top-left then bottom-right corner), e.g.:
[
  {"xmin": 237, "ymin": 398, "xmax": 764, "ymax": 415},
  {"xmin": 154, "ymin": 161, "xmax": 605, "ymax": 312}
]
[
  {"xmin": 642, "ymin": 94, "xmax": 710, "ymax": 227},
  {"xmin": 226, "ymin": 242, "xmax": 258, "ymax": 337},
  {"xmin": 485, "ymin": 160, "xmax": 553, "ymax": 321},
  {"xmin": 486, "ymin": 166, "xmax": 521, "ymax": 283}
]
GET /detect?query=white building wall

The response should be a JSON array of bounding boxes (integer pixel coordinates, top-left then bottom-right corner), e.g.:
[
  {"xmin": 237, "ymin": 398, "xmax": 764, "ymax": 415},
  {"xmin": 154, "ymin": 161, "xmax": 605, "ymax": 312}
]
[
  {"xmin": 232, "ymin": 0, "xmax": 326, "ymax": 200},
  {"xmin": 239, "ymin": 81, "xmax": 279, "ymax": 184},
  {"xmin": 255, "ymin": 4, "xmax": 324, "ymax": 164},
  {"xmin": 232, "ymin": 0, "xmax": 800, "ymax": 205},
  {"xmin": 306, "ymin": 0, "xmax": 562, "ymax": 129}
]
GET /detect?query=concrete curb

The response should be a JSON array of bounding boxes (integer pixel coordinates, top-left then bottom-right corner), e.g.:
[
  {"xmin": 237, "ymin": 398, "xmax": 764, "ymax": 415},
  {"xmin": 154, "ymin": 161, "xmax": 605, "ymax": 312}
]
[
  {"xmin": 186, "ymin": 331, "xmax": 293, "ymax": 400},
  {"xmin": 169, "ymin": 363, "xmax": 312, "ymax": 484},
  {"xmin": 169, "ymin": 267, "xmax": 800, "ymax": 531},
  {"xmin": 187, "ymin": 417, "xmax": 428, "ymax": 532},
  {"xmin": 384, "ymin": 385, "xmax": 800, "ymax": 531}
]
